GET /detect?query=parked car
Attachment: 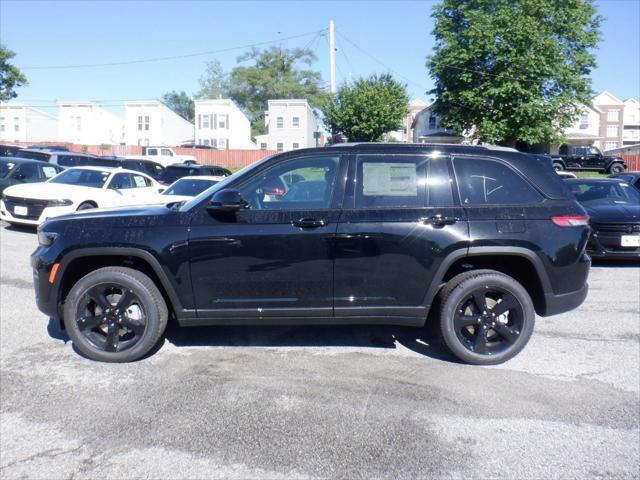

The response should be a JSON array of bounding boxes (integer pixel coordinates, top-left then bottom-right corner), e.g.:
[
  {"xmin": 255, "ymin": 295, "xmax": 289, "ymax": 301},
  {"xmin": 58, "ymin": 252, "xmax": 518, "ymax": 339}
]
[
  {"xmin": 608, "ymin": 172, "xmax": 640, "ymax": 191},
  {"xmin": 1, "ymin": 166, "xmax": 161, "ymax": 226},
  {"xmin": 179, "ymin": 143, "xmax": 217, "ymax": 150},
  {"xmin": 565, "ymin": 178, "xmax": 640, "ymax": 259},
  {"xmin": 118, "ymin": 158, "xmax": 165, "ymax": 182},
  {"xmin": 159, "ymin": 163, "xmax": 232, "ymax": 185},
  {"xmin": 27, "ymin": 145, "xmax": 70, "ymax": 151},
  {"xmin": 32, "ymin": 143, "xmax": 591, "ymax": 364},
  {"xmin": 125, "ymin": 146, "xmax": 196, "ymax": 167},
  {"xmin": 0, "ymin": 158, "xmax": 64, "ymax": 195},
  {"xmin": 16, "ymin": 149, "xmax": 98, "ymax": 167},
  {"xmin": 136, "ymin": 175, "xmax": 224, "ymax": 204},
  {"xmin": 0, "ymin": 145, "xmax": 23, "ymax": 157},
  {"xmin": 551, "ymin": 145, "xmax": 626, "ymax": 173}
]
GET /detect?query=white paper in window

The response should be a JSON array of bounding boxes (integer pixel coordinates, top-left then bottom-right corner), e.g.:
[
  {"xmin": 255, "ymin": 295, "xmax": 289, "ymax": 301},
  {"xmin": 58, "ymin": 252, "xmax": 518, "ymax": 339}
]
[
  {"xmin": 42, "ymin": 166, "xmax": 57, "ymax": 178},
  {"xmin": 362, "ymin": 163, "xmax": 417, "ymax": 196},
  {"xmin": 133, "ymin": 176, "xmax": 147, "ymax": 187}
]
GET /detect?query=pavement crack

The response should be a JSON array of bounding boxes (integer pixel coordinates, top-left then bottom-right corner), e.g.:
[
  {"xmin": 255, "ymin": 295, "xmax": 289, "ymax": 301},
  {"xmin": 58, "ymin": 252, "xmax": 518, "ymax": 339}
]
[{"xmin": 0, "ymin": 445, "xmax": 83, "ymax": 471}]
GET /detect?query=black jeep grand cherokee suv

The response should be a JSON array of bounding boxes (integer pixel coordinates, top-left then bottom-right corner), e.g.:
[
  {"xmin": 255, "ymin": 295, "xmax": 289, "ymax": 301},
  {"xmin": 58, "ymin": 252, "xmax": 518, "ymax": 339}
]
[{"xmin": 31, "ymin": 144, "xmax": 591, "ymax": 364}]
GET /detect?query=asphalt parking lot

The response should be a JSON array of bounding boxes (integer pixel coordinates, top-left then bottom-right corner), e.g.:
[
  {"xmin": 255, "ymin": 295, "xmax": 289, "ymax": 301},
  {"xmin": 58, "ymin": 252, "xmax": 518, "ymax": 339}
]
[{"xmin": 0, "ymin": 222, "xmax": 638, "ymax": 479}]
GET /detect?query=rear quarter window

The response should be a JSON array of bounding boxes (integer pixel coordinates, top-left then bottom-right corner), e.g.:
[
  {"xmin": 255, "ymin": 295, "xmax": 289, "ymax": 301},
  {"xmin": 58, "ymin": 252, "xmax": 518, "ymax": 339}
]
[{"xmin": 454, "ymin": 157, "xmax": 543, "ymax": 205}]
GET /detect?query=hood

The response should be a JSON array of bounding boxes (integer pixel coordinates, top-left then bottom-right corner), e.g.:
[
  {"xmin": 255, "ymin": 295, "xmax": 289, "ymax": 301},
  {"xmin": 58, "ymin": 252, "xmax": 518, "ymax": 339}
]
[
  {"xmin": 2, "ymin": 182, "xmax": 100, "ymax": 200},
  {"xmin": 585, "ymin": 202, "xmax": 640, "ymax": 223}
]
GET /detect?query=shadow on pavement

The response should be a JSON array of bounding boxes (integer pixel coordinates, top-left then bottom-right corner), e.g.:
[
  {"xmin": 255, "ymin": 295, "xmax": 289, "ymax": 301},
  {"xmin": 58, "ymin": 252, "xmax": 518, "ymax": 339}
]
[{"xmin": 1, "ymin": 222, "xmax": 37, "ymax": 234}]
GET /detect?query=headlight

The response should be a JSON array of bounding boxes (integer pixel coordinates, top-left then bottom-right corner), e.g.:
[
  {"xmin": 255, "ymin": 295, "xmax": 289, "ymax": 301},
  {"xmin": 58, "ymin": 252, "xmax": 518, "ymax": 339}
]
[
  {"xmin": 37, "ymin": 230, "xmax": 58, "ymax": 246},
  {"xmin": 47, "ymin": 199, "xmax": 73, "ymax": 206}
]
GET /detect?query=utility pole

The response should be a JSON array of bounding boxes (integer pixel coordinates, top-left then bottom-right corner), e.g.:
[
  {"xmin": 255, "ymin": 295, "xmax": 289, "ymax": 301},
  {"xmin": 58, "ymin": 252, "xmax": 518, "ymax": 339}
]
[{"xmin": 329, "ymin": 20, "xmax": 336, "ymax": 94}]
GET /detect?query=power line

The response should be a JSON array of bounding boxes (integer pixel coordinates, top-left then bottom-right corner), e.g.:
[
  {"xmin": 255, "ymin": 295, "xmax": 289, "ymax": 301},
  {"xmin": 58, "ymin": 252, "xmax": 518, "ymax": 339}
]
[{"xmin": 22, "ymin": 29, "xmax": 327, "ymax": 70}]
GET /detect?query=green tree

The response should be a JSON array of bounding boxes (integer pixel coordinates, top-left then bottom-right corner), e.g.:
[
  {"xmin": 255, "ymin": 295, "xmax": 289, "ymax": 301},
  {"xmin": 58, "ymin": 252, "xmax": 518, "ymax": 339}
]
[
  {"xmin": 195, "ymin": 59, "xmax": 230, "ymax": 100},
  {"xmin": 321, "ymin": 74, "xmax": 409, "ymax": 142},
  {"xmin": 161, "ymin": 90, "xmax": 195, "ymax": 122},
  {"xmin": 0, "ymin": 44, "xmax": 27, "ymax": 101},
  {"xmin": 427, "ymin": 0, "xmax": 602, "ymax": 145}
]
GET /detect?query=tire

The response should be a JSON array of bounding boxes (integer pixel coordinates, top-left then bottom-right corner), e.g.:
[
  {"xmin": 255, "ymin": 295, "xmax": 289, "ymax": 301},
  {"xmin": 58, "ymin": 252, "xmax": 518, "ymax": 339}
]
[
  {"xmin": 608, "ymin": 163, "xmax": 624, "ymax": 174},
  {"xmin": 63, "ymin": 267, "xmax": 168, "ymax": 362},
  {"xmin": 552, "ymin": 162, "xmax": 564, "ymax": 172},
  {"xmin": 77, "ymin": 202, "xmax": 96, "ymax": 211},
  {"xmin": 439, "ymin": 271, "xmax": 535, "ymax": 365}
]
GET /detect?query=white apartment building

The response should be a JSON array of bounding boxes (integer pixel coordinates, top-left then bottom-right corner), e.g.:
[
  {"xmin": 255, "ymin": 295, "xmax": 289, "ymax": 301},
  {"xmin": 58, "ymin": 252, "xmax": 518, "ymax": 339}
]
[
  {"xmin": 57, "ymin": 101, "xmax": 124, "ymax": 145},
  {"xmin": 0, "ymin": 103, "xmax": 58, "ymax": 143},
  {"xmin": 255, "ymin": 99, "xmax": 320, "ymax": 152},
  {"xmin": 550, "ymin": 103, "xmax": 603, "ymax": 153},
  {"xmin": 194, "ymin": 99, "xmax": 254, "ymax": 149},
  {"xmin": 124, "ymin": 100, "xmax": 194, "ymax": 147},
  {"xmin": 412, "ymin": 103, "xmax": 462, "ymax": 143},
  {"xmin": 622, "ymin": 98, "xmax": 640, "ymax": 146}
]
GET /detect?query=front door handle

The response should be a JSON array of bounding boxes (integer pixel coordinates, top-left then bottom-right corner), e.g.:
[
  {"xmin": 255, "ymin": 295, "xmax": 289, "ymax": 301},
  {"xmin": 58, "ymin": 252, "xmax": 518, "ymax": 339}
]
[
  {"xmin": 420, "ymin": 215, "xmax": 458, "ymax": 227},
  {"xmin": 292, "ymin": 218, "xmax": 327, "ymax": 228}
]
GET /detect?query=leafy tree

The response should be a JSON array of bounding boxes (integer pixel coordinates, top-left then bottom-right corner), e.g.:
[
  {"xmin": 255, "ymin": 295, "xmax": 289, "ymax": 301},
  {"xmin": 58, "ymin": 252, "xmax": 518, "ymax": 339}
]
[
  {"xmin": 0, "ymin": 44, "xmax": 27, "ymax": 101},
  {"xmin": 322, "ymin": 74, "xmax": 409, "ymax": 142},
  {"xmin": 195, "ymin": 60, "xmax": 230, "ymax": 100},
  {"xmin": 427, "ymin": 0, "xmax": 602, "ymax": 146},
  {"xmin": 161, "ymin": 90, "xmax": 194, "ymax": 122}
]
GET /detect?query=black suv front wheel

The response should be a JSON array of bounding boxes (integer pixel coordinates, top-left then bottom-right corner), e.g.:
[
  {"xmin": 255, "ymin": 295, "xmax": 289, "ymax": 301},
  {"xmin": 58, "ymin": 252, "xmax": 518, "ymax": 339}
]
[
  {"xmin": 439, "ymin": 271, "xmax": 535, "ymax": 365},
  {"xmin": 63, "ymin": 267, "xmax": 168, "ymax": 362}
]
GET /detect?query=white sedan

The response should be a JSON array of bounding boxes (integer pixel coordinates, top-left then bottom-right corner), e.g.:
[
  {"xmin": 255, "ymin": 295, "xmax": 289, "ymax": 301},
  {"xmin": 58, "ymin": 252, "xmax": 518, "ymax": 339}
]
[
  {"xmin": 0, "ymin": 166, "xmax": 162, "ymax": 226},
  {"xmin": 136, "ymin": 175, "xmax": 225, "ymax": 205}
]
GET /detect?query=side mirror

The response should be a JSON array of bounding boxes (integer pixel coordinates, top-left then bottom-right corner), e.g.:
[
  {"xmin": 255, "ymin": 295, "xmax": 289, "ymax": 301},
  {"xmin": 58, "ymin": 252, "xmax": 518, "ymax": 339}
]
[
  {"xmin": 206, "ymin": 189, "xmax": 244, "ymax": 215},
  {"xmin": 158, "ymin": 188, "xmax": 165, "ymax": 193}
]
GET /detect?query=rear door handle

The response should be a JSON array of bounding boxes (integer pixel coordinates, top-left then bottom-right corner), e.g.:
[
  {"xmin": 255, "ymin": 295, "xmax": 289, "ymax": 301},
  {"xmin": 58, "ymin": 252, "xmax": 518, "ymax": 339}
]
[
  {"xmin": 292, "ymin": 218, "xmax": 327, "ymax": 228},
  {"xmin": 420, "ymin": 215, "xmax": 458, "ymax": 227}
]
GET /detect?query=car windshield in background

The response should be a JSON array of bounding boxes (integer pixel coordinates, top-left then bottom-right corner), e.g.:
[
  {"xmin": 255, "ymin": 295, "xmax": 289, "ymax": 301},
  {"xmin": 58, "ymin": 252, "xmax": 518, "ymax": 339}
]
[
  {"xmin": 164, "ymin": 178, "xmax": 220, "ymax": 196},
  {"xmin": 15, "ymin": 150, "xmax": 50, "ymax": 161},
  {"xmin": 569, "ymin": 181, "xmax": 640, "ymax": 205},
  {"xmin": 48, "ymin": 169, "xmax": 110, "ymax": 188},
  {"xmin": 0, "ymin": 160, "xmax": 17, "ymax": 177}
]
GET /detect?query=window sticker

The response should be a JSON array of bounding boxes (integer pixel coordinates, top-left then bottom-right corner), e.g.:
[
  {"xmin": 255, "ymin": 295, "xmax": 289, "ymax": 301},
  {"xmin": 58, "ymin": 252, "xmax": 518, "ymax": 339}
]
[
  {"xmin": 362, "ymin": 162, "xmax": 417, "ymax": 196},
  {"xmin": 42, "ymin": 166, "xmax": 58, "ymax": 178},
  {"xmin": 133, "ymin": 175, "xmax": 147, "ymax": 187}
]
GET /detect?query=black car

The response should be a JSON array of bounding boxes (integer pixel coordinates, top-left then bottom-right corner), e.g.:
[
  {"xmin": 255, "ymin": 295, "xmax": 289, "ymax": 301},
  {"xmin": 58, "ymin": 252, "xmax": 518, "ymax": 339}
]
[
  {"xmin": 27, "ymin": 145, "xmax": 70, "ymax": 151},
  {"xmin": 16, "ymin": 149, "xmax": 98, "ymax": 167},
  {"xmin": 0, "ymin": 145, "xmax": 22, "ymax": 157},
  {"xmin": 565, "ymin": 178, "xmax": 640, "ymax": 259},
  {"xmin": 551, "ymin": 145, "xmax": 626, "ymax": 173},
  {"xmin": 32, "ymin": 143, "xmax": 591, "ymax": 364},
  {"xmin": 609, "ymin": 172, "xmax": 640, "ymax": 191},
  {"xmin": 0, "ymin": 157, "xmax": 64, "ymax": 194},
  {"xmin": 159, "ymin": 163, "xmax": 232, "ymax": 185}
]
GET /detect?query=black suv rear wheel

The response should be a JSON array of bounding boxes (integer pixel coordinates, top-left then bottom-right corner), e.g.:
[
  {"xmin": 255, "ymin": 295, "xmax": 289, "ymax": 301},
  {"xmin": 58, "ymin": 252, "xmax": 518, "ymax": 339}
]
[
  {"xmin": 439, "ymin": 271, "xmax": 535, "ymax": 365},
  {"xmin": 608, "ymin": 163, "xmax": 624, "ymax": 174},
  {"xmin": 63, "ymin": 267, "xmax": 168, "ymax": 362}
]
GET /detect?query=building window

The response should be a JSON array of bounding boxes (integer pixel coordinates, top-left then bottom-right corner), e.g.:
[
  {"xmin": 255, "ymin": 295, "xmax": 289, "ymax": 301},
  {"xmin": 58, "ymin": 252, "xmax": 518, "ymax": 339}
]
[
  {"xmin": 604, "ymin": 141, "xmax": 618, "ymax": 151},
  {"xmin": 276, "ymin": 117, "xmax": 284, "ymax": 129},
  {"xmin": 144, "ymin": 116, "xmax": 149, "ymax": 131},
  {"xmin": 211, "ymin": 139, "xmax": 217, "ymax": 148},
  {"xmin": 276, "ymin": 142, "xmax": 284, "ymax": 151},
  {"xmin": 219, "ymin": 114, "xmax": 228, "ymax": 129},
  {"xmin": 292, "ymin": 116, "xmax": 300, "ymax": 128},
  {"xmin": 218, "ymin": 138, "xmax": 226, "ymax": 149},
  {"xmin": 203, "ymin": 139, "xmax": 210, "ymax": 146},
  {"xmin": 138, "ymin": 115, "xmax": 149, "ymax": 131},
  {"xmin": 203, "ymin": 115, "xmax": 210, "ymax": 129},
  {"xmin": 579, "ymin": 113, "xmax": 589, "ymax": 129},
  {"xmin": 607, "ymin": 110, "xmax": 620, "ymax": 122},
  {"xmin": 606, "ymin": 125, "xmax": 619, "ymax": 137},
  {"xmin": 428, "ymin": 115, "xmax": 437, "ymax": 129},
  {"xmin": 0, "ymin": 116, "xmax": 4, "ymax": 132},
  {"xmin": 138, "ymin": 115, "xmax": 143, "ymax": 130},
  {"xmin": 292, "ymin": 142, "xmax": 299, "ymax": 149},
  {"xmin": 260, "ymin": 143, "xmax": 267, "ymax": 150}
]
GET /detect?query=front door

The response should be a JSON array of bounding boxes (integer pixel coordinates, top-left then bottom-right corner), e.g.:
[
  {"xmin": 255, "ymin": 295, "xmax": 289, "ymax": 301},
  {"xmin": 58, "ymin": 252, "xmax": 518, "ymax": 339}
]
[
  {"xmin": 333, "ymin": 154, "xmax": 469, "ymax": 320},
  {"xmin": 189, "ymin": 153, "xmax": 346, "ymax": 320}
]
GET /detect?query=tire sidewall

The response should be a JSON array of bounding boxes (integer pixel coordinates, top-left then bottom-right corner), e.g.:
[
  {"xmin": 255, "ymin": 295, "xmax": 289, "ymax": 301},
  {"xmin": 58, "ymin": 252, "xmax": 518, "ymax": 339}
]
[
  {"xmin": 63, "ymin": 269, "xmax": 163, "ymax": 362},
  {"xmin": 609, "ymin": 164, "xmax": 624, "ymax": 174},
  {"xmin": 440, "ymin": 274, "xmax": 535, "ymax": 365},
  {"xmin": 552, "ymin": 162, "xmax": 564, "ymax": 171}
]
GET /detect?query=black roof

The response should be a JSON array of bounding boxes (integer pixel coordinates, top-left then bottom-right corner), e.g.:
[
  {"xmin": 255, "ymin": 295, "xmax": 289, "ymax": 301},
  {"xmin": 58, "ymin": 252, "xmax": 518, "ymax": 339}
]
[
  {"xmin": 564, "ymin": 178, "xmax": 626, "ymax": 183},
  {"xmin": 0, "ymin": 156, "xmax": 56, "ymax": 165}
]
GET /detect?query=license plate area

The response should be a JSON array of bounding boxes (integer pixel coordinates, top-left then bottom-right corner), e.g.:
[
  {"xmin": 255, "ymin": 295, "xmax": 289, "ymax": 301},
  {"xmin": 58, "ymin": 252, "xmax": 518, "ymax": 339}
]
[
  {"xmin": 621, "ymin": 235, "xmax": 640, "ymax": 247},
  {"xmin": 14, "ymin": 205, "xmax": 28, "ymax": 216}
]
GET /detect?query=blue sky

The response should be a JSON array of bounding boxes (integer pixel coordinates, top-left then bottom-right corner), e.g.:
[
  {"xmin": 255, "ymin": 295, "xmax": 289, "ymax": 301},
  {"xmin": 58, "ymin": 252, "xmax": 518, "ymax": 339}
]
[{"xmin": 1, "ymin": 0, "xmax": 638, "ymax": 116}]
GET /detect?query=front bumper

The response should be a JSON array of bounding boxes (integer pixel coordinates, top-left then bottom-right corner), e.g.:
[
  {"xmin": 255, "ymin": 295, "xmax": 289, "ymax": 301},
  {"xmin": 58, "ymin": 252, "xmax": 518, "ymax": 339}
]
[
  {"xmin": 587, "ymin": 230, "xmax": 640, "ymax": 259},
  {"xmin": 0, "ymin": 199, "xmax": 76, "ymax": 226},
  {"xmin": 31, "ymin": 253, "xmax": 60, "ymax": 319}
]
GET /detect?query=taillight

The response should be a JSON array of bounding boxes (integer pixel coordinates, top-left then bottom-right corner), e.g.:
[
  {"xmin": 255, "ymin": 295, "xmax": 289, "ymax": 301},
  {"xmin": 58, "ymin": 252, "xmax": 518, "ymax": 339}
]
[{"xmin": 550, "ymin": 215, "xmax": 590, "ymax": 227}]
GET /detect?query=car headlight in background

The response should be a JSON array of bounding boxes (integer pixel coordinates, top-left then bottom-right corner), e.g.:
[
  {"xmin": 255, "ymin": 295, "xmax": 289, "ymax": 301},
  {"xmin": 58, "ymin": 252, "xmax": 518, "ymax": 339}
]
[
  {"xmin": 37, "ymin": 230, "xmax": 58, "ymax": 246},
  {"xmin": 47, "ymin": 199, "xmax": 73, "ymax": 206}
]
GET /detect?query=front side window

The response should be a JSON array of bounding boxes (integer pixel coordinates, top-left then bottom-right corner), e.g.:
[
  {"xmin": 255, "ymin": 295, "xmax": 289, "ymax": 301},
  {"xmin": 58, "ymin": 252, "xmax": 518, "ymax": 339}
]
[
  {"xmin": 356, "ymin": 155, "xmax": 427, "ymax": 208},
  {"xmin": 109, "ymin": 173, "xmax": 135, "ymax": 189},
  {"xmin": 13, "ymin": 163, "xmax": 40, "ymax": 181},
  {"xmin": 454, "ymin": 157, "xmax": 543, "ymax": 205},
  {"xmin": 237, "ymin": 155, "xmax": 340, "ymax": 210},
  {"xmin": 132, "ymin": 174, "xmax": 152, "ymax": 187},
  {"xmin": 161, "ymin": 149, "xmax": 172, "ymax": 156}
]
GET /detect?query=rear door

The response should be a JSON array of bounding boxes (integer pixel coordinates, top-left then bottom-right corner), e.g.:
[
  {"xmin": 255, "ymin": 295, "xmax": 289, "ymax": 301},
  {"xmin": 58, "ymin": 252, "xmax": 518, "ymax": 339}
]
[{"xmin": 333, "ymin": 153, "xmax": 468, "ymax": 320}]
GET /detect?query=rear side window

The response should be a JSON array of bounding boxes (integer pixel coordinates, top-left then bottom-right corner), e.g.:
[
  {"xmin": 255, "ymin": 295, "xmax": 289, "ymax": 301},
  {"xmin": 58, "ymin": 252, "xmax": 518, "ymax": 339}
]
[
  {"xmin": 57, "ymin": 155, "xmax": 78, "ymax": 167},
  {"xmin": 454, "ymin": 157, "xmax": 543, "ymax": 205},
  {"xmin": 355, "ymin": 155, "xmax": 427, "ymax": 208},
  {"xmin": 427, "ymin": 158, "xmax": 454, "ymax": 206}
]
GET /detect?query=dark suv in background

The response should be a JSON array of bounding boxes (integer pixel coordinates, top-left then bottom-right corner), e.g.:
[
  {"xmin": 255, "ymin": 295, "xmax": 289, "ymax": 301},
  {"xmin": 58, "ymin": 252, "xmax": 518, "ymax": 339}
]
[{"xmin": 32, "ymin": 144, "xmax": 590, "ymax": 364}]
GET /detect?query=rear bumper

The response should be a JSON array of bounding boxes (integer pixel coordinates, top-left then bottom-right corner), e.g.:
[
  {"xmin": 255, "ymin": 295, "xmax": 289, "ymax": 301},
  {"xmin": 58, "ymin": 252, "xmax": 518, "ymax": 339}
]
[{"xmin": 542, "ymin": 283, "xmax": 589, "ymax": 317}]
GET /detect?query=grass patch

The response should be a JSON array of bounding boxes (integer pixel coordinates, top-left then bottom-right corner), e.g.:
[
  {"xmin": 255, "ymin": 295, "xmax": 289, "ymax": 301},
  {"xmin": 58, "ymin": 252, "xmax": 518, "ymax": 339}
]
[{"xmin": 575, "ymin": 171, "xmax": 608, "ymax": 178}]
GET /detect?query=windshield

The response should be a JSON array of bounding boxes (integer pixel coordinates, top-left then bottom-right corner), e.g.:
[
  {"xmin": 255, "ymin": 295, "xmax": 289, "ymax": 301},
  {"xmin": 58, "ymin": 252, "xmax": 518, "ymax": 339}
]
[
  {"xmin": 569, "ymin": 181, "xmax": 640, "ymax": 205},
  {"xmin": 48, "ymin": 169, "xmax": 110, "ymax": 188},
  {"xmin": 164, "ymin": 178, "xmax": 220, "ymax": 197},
  {"xmin": 0, "ymin": 160, "xmax": 17, "ymax": 177}
]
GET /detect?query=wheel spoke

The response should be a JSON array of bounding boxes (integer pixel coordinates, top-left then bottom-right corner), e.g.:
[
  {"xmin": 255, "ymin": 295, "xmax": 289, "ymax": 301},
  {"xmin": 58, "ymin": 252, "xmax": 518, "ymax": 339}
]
[
  {"xmin": 105, "ymin": 323, "xmax": 120, "ymax": 352},
  {"xmin": 473, "ymin": 326, "xmax": 487, "ymax": 353},
  {"xmin": 77, "ymin": 315, "xmax": 104, "ymax": 331},
  {"xmin": 471, "ymin": 291, "xmax": 487, "ymax": 312},
  {"xmin": 454, "ymin": 312, "xmax": 479, "ymax": 330},
  {"xmin": 493, "ymin": 323, "xmax": 520, "ymax": 343},
  {"xmin": 87, "ymin": 287, "xmax": 111, "ymax": 311},
  {"xmin": 115, "ymin": 289, "xmax": 135, "ymax": 312},
  {"xmin": 491, "ymin": 296, "xmax": 517, "ymax": 317},
  {"xmin": 120, "ymin": 317, "xmax": 145, "ymax": 336}
]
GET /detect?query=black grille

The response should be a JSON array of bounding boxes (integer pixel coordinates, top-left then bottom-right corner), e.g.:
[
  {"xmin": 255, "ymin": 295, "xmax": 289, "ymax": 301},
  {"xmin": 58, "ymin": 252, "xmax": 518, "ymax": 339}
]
[
  {"xmin": 3, "ymin": 196, "xmax": 48, "ymax": 220},
  {"xmin": 592, "ymin": 223, "xmax": 640, "ymax": 234}
]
